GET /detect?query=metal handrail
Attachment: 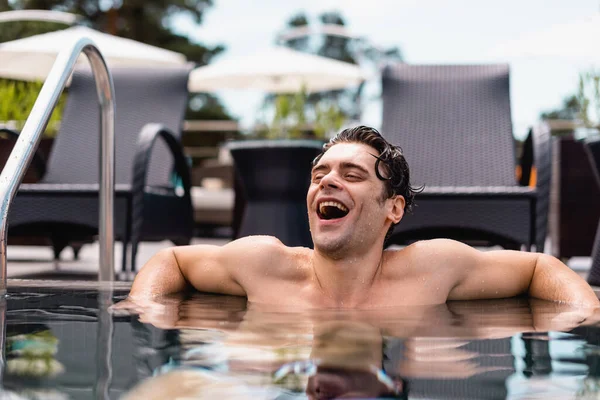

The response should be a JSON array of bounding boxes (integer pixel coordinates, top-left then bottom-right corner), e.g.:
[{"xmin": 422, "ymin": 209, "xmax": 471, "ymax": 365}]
[{"xmin": 0, "ymin": 36, "xmax": 115, "ymax": 295}]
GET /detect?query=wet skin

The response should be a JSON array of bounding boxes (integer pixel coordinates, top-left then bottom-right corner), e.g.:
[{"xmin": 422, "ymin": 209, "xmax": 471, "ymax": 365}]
[{"xmin": 118, "ymin": 142, "xmax": 599, "ymax": 310}]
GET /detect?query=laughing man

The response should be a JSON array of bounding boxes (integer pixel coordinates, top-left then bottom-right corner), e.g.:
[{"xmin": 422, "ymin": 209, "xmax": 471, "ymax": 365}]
[{"xmin": 121, "ymin": 126, "xmax": 599, "ymax": 309}]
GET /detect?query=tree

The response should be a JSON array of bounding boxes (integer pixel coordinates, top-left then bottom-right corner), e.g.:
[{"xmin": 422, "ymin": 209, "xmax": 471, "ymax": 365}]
[
  {"xmin": 540, "ymin": 95, "xmax": 582, "ymax": 121},
  {"xmin": 0, "ymin": 1, "xmax": 73, "ymax": 42},
  {"xmin": 317, "ymin": 11, "xmax": 356, "ymax": 64},
  {"xmin": 283, "ymin": 12, "xmax": 310, "ymax": 53},
  {"xmin": 1, "ymin": 0, "xmax": 234, "ymax": 121},
  {"xmin": 540, "ymin": 71, "xmax": 600, "ymax": 128},
  {"xmin": 0, "ymin": 78, "xmax": 65, "ymax": 135},
  {"xmin": 264, "ymin": 10, "xmax": 403, "ymax": 136},
  {"xmin": 5, "ymin": 0, "xmax": 221, "ymax": 63},
  {"xmin": 187, "ymin": 93, "xmax": 233, "ymax": 121}
]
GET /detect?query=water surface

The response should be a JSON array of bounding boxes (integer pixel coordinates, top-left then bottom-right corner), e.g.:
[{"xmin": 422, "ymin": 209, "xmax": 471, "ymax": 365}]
[{"xmin": 2, "ymin": 285, "xmax": 600, "ymax": 399}]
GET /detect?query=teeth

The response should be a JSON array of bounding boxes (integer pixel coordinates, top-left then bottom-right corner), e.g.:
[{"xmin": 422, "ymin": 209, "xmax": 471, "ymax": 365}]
[{"xmin": 319, "ymin": 201, "xmax": 348, "ymax": 214}]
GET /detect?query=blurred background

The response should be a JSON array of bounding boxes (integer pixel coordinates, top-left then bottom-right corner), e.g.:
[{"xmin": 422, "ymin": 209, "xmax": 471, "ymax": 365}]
[
  {"xmin": 3, "ymin": 0, "xmax": 600, "ymax": 141},
  {"xmin": 1, "ymin": 0, "xmax": 600, "ymax": 265}
]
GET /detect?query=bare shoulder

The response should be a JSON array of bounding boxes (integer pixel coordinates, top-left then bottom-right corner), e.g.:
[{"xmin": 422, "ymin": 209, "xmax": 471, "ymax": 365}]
[
  {"xmin": 221, "ymin": 235, "xmax": 289, "ymax": 257},
  {"xmin": 220, "ymin": 235, "xmax": 312, "ymax": 279},
  {"xmin": 407, "ymin": 238, "xmax": 472, "ymax": 257},
  {"xmin": 383, "ymin": 239, "xmax": 474, "ymax": 277}
]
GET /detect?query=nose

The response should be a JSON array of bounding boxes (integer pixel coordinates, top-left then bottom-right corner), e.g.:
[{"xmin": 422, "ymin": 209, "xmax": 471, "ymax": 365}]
[{"xmin": 319, "ymin": 171, "xmax": 341, "ymax": 190}]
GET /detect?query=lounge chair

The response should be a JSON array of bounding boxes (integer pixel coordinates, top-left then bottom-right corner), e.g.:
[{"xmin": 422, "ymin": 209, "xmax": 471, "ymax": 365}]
[
  {"xmin": 584, "ymin": 137, "xmax": 600, "ymax": 286},
  {"xmin": 227, "ymin": 140, "xmax": 323, "ymax": 247},
  {"xmin": 381, "ymin": 64, "xmax": 551, "ymax": 251},
  {"xmin": 7, "ymin": 66, "xmax": 193, "ymax": 276},
  {"xmin": 548, "ymin": 136, "xmax": 600, "ymax": 258}
]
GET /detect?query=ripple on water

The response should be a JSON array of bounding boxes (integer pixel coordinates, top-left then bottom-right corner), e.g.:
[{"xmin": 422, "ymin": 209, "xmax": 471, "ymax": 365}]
[{"xmin": 3, "ymin": 289, "xmax": 600, "ymax": 399}]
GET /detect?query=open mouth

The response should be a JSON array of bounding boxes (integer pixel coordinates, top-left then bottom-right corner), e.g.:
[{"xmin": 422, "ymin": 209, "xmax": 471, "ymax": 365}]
[{"xmin": 317, "ymin": 201, "xmax": 349, "ymax": 220}]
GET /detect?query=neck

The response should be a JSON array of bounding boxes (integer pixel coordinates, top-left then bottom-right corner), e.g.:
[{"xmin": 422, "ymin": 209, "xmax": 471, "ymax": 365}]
[{"xmin": 311, "ymin": 241, "xmax": 385, "ymax": 308}]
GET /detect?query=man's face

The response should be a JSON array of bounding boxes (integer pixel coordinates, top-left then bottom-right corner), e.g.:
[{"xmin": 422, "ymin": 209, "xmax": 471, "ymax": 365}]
[{"xmin": 307, "ymin": 142, "xmax": 403, "ymax": 258}]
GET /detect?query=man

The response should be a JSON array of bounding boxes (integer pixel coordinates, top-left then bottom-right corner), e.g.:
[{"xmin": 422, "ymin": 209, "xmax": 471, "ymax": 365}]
[{"xmin": 122, "ymin": 126, "xmax": 599, "ymax": 309}]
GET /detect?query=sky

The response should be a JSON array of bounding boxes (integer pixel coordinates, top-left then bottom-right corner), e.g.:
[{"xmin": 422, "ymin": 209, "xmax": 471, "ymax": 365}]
[{"xmin": 173, "ymin": 0, "xmax": 600, "ymax": 139}]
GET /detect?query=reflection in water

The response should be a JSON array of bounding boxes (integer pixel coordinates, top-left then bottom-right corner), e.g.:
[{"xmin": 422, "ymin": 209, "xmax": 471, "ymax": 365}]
[
  {"xmin": 2, "ymin": 290, "xmax": 600, "ymax": 399},
  {"xmin": 120, "ymin": 295, "xmax": 600, "ymax": 399},
  {"xmin": 125, "ymin": 318, "xmax": 407, "ymax": 399},
  {"xmin": 522, "ymin": 331, "xmax": 552, "ymax": 377},
  {"xmin": 0, "ymin": 297, "xmax": 70, "ymax": 399},
  {"xmin": 567, "ymin": 325, "xmax": 600, "ymax": 399},
  {"xmin": 5, "ymin": 324, "xmax": 64, "ymax": 378},
  {"xmin": 95, "ymin": 288, "xmax": 114, "ymax": 400},
  {"xmin": 577, "ymin": 345, "xmax": 600, "ymax": 399},
  {"xmin": 275, "ymin": 321, "xmax": 406, "ymax": 399}
]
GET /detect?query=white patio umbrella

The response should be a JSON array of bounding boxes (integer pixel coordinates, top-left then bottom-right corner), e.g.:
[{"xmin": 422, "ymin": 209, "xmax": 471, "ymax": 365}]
[
  {"xmin": 0, "ymin": 25, "xmax": 187, "ymax": 81},
  {"xmin": 188, "ymin": 46, "xmax": 368, "ymax": 93},
  {"xmin": 489, "ymin": 15, "xmax": 600, "ymax": 62}
]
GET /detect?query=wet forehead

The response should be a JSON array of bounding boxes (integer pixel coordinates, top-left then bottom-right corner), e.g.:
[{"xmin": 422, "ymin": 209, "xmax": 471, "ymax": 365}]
[{"xmin": 316, "ymin": 143, "xmax": 378, "ymax": 169}]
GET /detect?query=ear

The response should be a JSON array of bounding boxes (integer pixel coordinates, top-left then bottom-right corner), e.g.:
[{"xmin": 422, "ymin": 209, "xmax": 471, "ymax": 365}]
[{"xmin": 388, "ymin": 195, "xmax": 405, "ymax": 224}]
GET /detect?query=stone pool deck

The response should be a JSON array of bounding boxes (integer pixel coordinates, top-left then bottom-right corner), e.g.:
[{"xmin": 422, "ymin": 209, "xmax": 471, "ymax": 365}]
[{"xmin": 4, "ymin": 239, "xmax": 599, "ymax": 297}]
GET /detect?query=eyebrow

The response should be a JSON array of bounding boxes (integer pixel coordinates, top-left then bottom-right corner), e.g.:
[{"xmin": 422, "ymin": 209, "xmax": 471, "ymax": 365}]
[
  {"xmin": 311, "ymin": 161, "xmax": 371, "ymax": 175},
  {"xmin": 311, "ymin": 163, "xmax": 328, "ymax": 174},
  {"xmin": 340, "ymin": 162, "xmax": 370, "ymax": 175}
]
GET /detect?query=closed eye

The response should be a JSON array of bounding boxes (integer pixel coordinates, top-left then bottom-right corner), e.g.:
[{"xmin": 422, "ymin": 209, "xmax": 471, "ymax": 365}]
[{"xmin": 345, "ymin": 174, "xmax": 361, "ymax": 180}]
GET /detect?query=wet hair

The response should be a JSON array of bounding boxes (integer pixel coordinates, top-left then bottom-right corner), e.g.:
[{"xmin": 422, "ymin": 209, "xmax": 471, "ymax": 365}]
[{"xmin": 313, "ymin": 126, "xmax": 422, "ymax": 241}]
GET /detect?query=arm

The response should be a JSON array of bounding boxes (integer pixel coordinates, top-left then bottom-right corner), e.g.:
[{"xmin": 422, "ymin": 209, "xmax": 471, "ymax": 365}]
[
  {"xmin": 126, "ymin": 236, "xmax": 285, "ymax": 302},
  {"xmin": 428, "ymin": 239, "xmax": 600, "ymax": 307}
]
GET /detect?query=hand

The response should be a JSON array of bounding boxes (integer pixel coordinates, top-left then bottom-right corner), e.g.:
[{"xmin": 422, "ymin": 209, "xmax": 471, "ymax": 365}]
[
  {"xmin": 110, "ymin": 296, "xmax": 182, "ymax": 329},
  {"xmin": 528, "ymin": 298, "xmax": 598, "ymax": 332},
  {"xmin": 110, "ymin": 294, "xmax": 247, "ymax": 331},
  {"xmin": 445, "ymin": 297, "xmax": 597, "ymax": 336}
]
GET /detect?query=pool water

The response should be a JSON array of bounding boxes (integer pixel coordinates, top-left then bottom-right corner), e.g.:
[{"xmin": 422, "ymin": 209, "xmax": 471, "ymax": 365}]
[{"xmin": 1, "ymin": 284, "xmax": 600, "ymax": 399}]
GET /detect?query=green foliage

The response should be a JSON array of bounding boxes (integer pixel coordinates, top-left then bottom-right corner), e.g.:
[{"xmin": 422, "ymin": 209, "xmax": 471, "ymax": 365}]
[
  {"xmin": 270, "ymin": 10, "xmax": 403, "ymax": 127},
  {"xmin": 314, "ymin": 101, "xmax": 346, "ymax": 139},
  {"xmin": 267, "ymin": 90, "xmax": 307, "ymax": 139},
  {"xmin": 288, "ymin": 12, "xmax": 309, "ymax": 27},
  {"xmin": 0, "ymin": 20, "xmax": 70, "ymax": 43},
  {"xmin": 542, "ymin": 69, "xmax": 600, "ymax": 127},
  {"xmin": 283, "ymin": 12, "xmax": 310, "ymax": 53},
  {"xmin": 186, "ymin": 93, "xmax": 235, "ymax": 121},
  {"xmin": 7, "ymin": 0, "xmax": 222, "ymax": 65},
  {"xmin": 6, "ymin": 329, "xmax": 64, "ymax": 378},
  {"xmin": 262, "ymin": 87, "xmax": 345, "ymax": 140},
  {"xmin": 3, "ymin": 0, "xmax": 234, "ymax": 121},
  {"xmin": 539, "ymin": 69, "xmax": 600, "ymax": 138},
  {"xmin": 0, "ymin": 79, "xmax": 65, "ymax": 137},
  {"xmin": 540, "ymin": 95, "xmax": 582, "ymax": 121},
  {"xmin": 317, "ymin": 11, "xmax": 355, "ymax": 64},
  {"xmin": 577, "ymin": 69, "xmax": 600, "ymax": 128},
  {"xmin": 260, "ymin": 11, "xmax": 357, "ymax": 132}
]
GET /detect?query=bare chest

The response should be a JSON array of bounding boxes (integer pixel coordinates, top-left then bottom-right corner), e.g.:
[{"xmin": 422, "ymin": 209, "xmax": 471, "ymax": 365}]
[{"xmin": 247, "ymin": 275, "xmax": 451, "ymax": 309}]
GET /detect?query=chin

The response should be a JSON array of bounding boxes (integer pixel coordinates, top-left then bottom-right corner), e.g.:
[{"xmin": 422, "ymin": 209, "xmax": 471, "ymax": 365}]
[{"xmin": 313, "ymin": 237, "xmax": 349, "ymax": 258}]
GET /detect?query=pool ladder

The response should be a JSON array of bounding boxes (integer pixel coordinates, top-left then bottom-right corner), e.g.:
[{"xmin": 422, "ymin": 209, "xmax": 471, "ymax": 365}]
[{"xmin": 0, "ymin": 36, "xmax": 116, "ymax": 295}]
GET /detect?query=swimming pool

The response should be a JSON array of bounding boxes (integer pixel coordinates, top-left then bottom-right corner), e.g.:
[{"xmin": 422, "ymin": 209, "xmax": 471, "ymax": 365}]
[{"xmin": 2, "ymin": 281, "xmax": 599, "ymax": 399}]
